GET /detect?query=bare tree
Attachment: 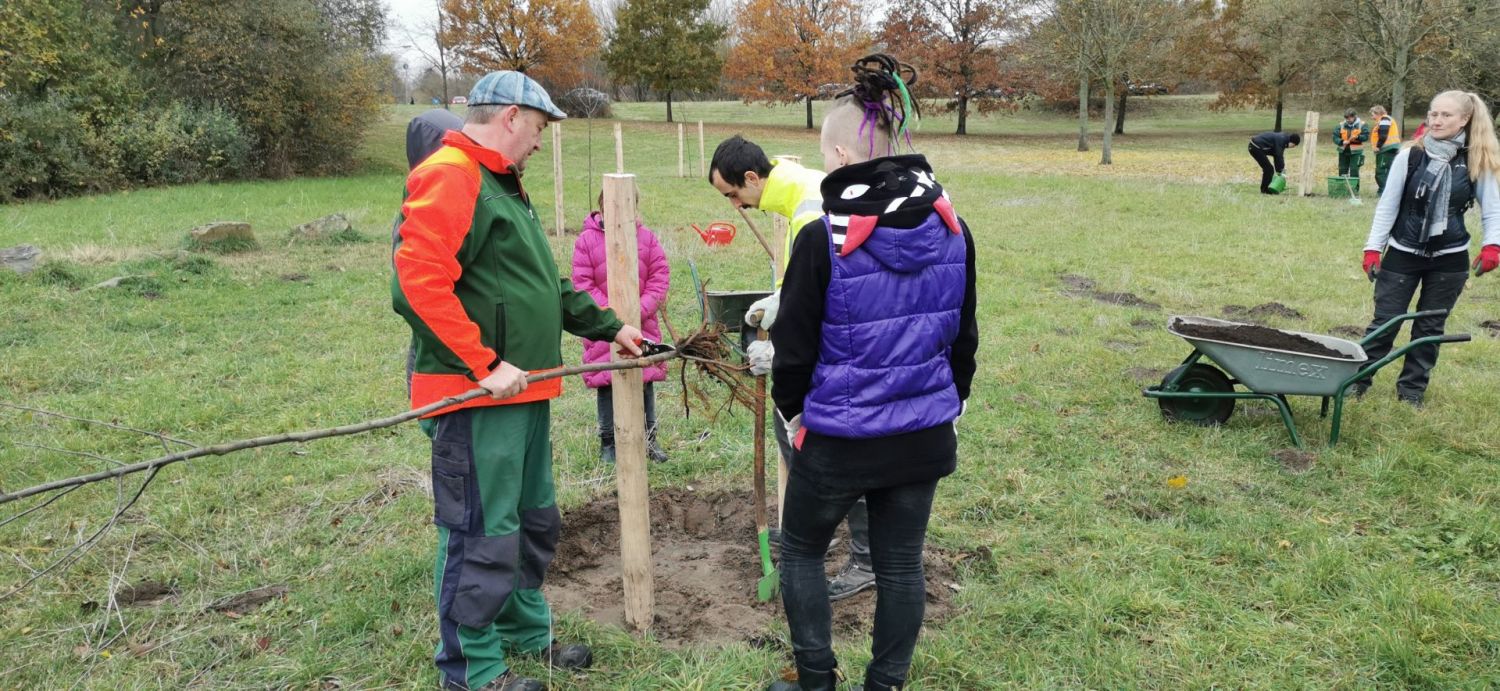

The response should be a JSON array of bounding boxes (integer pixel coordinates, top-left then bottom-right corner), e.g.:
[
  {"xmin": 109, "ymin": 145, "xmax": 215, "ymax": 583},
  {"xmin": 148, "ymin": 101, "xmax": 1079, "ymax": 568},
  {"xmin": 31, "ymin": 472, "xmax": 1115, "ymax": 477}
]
[
  {"xmin": 1325, "ymin": 0, "xmax": 1466, "ymax": 126},
  {"xmin": 402, "ymin": 4, "xmax": 457, "ymax": 107}
]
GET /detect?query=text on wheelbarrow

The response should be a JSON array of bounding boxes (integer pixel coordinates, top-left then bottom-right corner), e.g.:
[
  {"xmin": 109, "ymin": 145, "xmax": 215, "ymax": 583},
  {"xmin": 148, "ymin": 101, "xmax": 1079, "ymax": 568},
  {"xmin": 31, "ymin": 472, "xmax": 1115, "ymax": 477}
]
[{"xmin": 1254, "ymin": 354, "xmax": 1329, "ymax": 379}]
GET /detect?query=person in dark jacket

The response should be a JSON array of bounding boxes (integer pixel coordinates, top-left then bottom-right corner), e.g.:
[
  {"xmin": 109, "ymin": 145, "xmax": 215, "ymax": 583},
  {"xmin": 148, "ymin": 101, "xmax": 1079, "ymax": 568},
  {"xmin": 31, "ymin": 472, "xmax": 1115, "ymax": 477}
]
[
  {"xmin": 765, "ymin": 54, "xmax": 978, "ymax": 691},
  {"xmin": 1248, "ymin": 131, "xmax": 1301, "ymax": 194},
  {"xmin": 1356, "ymin": 90, "xmax": 1500, "ymax": 406}
]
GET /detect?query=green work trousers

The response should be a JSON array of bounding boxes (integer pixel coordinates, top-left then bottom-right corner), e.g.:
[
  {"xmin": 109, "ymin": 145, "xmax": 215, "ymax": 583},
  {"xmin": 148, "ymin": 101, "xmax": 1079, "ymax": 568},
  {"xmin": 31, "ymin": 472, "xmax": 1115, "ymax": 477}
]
[
  {"xmin": 1338, "ymin": 147, "xmax": 1366, "ymax": 179},
  {"xmin": 1375, "ymin": 145, "xmax": 1401, "ymax": 193},
  {"xmin": 421, "ymin": 402, "xmax": 559, "ymax": 690}
]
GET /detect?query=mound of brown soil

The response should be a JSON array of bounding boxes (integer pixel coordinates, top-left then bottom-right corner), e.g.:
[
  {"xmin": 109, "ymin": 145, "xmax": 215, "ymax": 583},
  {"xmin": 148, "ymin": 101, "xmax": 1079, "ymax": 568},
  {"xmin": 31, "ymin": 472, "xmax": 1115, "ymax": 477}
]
[
  {"xmin": 547, "ymin": 488, "xmax": 964, "ymax": 648},
  {"xmin": 1172, "ymin": 319, "xmax": 1352, "ymax": 359}
]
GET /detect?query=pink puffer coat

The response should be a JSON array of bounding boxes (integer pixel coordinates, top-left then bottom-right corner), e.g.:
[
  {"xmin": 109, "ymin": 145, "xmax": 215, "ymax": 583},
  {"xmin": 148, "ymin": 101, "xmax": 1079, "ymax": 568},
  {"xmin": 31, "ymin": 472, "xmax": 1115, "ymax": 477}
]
[{"xmin": 572, "ymin": 211, "xmax": 671, "ymax": 388}]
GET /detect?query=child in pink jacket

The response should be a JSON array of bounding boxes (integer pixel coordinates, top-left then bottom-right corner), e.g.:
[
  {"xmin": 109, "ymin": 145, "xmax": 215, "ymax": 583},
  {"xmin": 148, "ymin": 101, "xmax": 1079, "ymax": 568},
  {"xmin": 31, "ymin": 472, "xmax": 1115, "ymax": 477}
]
[{"xmin": 572, "ymin": 197, "xmax": 672, "ymax": 463}]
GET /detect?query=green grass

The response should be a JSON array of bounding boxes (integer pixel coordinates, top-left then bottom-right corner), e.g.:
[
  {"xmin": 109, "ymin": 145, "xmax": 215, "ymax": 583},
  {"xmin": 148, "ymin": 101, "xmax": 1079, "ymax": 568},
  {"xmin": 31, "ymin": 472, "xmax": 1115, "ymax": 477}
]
[{"xmin": 3, "ymin": 100, "xmax": 1500, "ymax": 689}]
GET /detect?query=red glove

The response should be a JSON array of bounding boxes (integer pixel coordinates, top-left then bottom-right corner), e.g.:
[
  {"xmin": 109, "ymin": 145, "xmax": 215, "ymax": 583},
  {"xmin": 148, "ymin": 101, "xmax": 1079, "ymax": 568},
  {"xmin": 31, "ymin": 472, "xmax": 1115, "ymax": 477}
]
[
  {"xmin": 1474, "ymin": 245, "xmax": 1500, "ymax": 276},
  {"xmin": 1362, "ymin": 250, "xmax": 1381, "ymax": 280}
]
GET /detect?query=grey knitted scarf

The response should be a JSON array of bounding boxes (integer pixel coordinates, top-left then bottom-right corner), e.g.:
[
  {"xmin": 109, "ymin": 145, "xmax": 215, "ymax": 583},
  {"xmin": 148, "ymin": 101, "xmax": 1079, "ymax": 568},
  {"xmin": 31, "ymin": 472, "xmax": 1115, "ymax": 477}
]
[{"xmin": 1418, "ymin": 130, "xmax": 1466, "ymax": 241}]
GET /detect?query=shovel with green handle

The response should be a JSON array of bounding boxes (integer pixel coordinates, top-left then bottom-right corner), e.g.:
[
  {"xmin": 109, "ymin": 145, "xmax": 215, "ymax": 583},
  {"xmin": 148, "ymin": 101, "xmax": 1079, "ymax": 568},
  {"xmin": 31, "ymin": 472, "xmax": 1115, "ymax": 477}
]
[{"xmin": 753, "ymin": 324, "xmax": 779, "ymax": 602}]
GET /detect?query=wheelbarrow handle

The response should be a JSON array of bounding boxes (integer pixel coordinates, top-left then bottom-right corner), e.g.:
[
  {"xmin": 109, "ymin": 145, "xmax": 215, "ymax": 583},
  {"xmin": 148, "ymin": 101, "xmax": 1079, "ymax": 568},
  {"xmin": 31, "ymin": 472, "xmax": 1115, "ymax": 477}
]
[
  {"xmin": 1359, "ymin": 309, "xmax": 1451, "ymax": 346},
  {"xmin": 1439, "ymin": 333, "xmax": 1472, "ymax": 343}
]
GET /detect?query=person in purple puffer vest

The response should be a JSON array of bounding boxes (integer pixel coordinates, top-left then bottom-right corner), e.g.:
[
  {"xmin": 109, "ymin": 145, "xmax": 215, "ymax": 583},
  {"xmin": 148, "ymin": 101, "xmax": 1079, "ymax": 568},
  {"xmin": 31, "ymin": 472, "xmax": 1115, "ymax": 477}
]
[
  {"xmin": 572, "ymin": 190, "xmax": 672, "ymax": 463},
  {"xmin": 766, "ymin": 54, "xmax": 978, "ymax": 691}
]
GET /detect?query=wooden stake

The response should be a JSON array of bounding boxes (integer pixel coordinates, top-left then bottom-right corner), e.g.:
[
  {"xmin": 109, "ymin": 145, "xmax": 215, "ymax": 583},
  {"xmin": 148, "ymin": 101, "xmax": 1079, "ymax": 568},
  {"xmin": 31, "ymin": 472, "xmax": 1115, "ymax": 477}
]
[
  {"xmin": 1300, "ymin": 111, "xmax": 1319, "ymax": 197},
  {"xmin": 603, "ymin": 173, "xmax": 653, "ymax": 633},
  {"xmin": 552, "ymin": 123, "xmax": 565, "ymax": 236},
  {"xmin": 678, "ymin": 123, "xmax": 685, "ymax": 178},
  {"xmin": 698, "ymin": 121, "xmax": 706, "ymax": 178},
  {"xmin": 614, "ymin": 123, "xmax": 624, "ymax": 174},
  {"xmin": 769, "ymin": 154, "xmax": 800, "ymax": 527}
]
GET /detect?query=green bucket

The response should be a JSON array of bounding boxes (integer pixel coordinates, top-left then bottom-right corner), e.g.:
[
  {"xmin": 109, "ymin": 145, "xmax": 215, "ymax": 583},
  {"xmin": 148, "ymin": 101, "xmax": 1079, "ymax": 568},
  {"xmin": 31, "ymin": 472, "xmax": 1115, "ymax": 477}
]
[
  {"xmin": 1327, "ymin": 176, "xmax": 1360, "ymax": 198},
  {"xmin": 1267, "ymin": 173, "xmax": 1287, "ymax": 195}
]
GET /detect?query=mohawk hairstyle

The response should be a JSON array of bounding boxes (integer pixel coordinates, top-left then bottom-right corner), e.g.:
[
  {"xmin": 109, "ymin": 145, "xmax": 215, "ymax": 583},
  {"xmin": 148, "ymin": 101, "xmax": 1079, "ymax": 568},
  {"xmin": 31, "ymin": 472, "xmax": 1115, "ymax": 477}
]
[{"xmin": 834, "ymin": 53, "xmax": 921, "ymax": 157}]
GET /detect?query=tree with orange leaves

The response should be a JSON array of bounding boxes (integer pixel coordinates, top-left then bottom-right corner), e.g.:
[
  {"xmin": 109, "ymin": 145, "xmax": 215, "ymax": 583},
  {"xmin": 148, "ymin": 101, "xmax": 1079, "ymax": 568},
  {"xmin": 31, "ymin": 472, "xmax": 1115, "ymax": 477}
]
[
  {"xmin": 441, "ymin": 0, "xmax": 601, "ymax": 88},
  {"xmin": 722, "ymin": 0, "xmax": 869, "ymax": 129},
  {"xmin": 882, "ymin": 0, "xmax": 1028, "ymax": 135}
]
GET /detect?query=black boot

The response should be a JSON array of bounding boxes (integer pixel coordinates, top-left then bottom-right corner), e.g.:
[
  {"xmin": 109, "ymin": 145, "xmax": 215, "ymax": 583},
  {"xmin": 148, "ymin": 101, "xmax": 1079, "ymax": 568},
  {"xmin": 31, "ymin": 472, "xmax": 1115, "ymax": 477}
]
[
  {"xmin": 646, "ymin": 425, "xmax": 669, "ymax": 463},
  {"xmin": 599, "ymin": 432, "xmax": 615, "ymax": 465}
]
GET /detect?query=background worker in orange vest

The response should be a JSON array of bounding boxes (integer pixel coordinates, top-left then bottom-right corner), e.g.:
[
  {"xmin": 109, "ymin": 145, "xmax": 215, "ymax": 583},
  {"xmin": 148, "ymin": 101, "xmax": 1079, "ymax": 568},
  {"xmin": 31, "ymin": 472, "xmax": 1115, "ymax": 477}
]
[
  {"xmin": 1370, "ymin": 105, "xmax": 1403, "ymax": 193},
  {"xmin": 1336, "ymin": 108, "xmax": 1371, "ymax": 179}
]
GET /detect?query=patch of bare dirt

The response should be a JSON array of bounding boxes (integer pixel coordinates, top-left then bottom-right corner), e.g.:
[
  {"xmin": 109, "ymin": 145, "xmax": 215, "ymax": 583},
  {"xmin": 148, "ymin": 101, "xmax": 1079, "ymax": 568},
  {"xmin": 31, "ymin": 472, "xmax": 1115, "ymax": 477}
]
[
  {"xmin": 1130, "ymin": 318, "xmax": 1157, "ymax": 331},
  {"xmin": 206, "ymin": 585, "xmax": 288, "ymax": 614},
  {"xmin": 1480, "ymin": 319, "xmax": 1500, "ymax": 336},
  {"xmin": 1223, "ymin": 303, "xmax": 1304, "ymax": 321},
  {"xmin": 1273, "ymin": 449, "xmax": 1317, "ymax": 474},
  {"xmin": 1057, "ymin": 274, "xmax": 1096, "ymax": 293},
  {"xmin": 548, "ymin": 488, "xmax": 964, "ymax": 648},
  {"xmin": 1329, "ymin": 325, "xmax": 1365, "ymax": 339},
  {"xmin": 1057, "ymin": 273, "xmax": 1161, "ymax": 310},
  {"xmin": 1125, "ymin": 367, "xmax": 1164, "ymax": 383},
  {"xmin": 1104, "ymin": 340, "xmax": 1141, "ymax": 353}
]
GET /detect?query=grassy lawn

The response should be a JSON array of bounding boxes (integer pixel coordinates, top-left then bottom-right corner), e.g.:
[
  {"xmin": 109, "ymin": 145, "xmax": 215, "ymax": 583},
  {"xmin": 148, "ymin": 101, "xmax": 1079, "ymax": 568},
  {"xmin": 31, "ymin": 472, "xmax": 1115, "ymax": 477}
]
[{"xmin": 2, "ymin": 99, "xmax": 1499, "ymax": 689}]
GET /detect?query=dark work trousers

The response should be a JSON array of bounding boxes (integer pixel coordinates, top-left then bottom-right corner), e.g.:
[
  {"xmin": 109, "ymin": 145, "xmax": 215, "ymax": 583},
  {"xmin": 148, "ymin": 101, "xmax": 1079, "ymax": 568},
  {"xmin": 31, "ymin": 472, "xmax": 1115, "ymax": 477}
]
[
  {"xmin": 595, "ymin": 382, "xmax": 657, "ymax": 436},
  {"xmin": 1357, "ymin": 250, "xmax": 1469, "ymax": 400},
  {"xmin": 776, "ymin": 420, "xmax": 870, "ymax": 566},
  {"xmin": 779, "ymin": 466, "xmax": 939, "ymax": 688},
  {"xmin": 1338, "ymin": 147, "xmax": 1365, "ymax": 178},
  {"xmin": 1248, "ymin": 144, "xmax": 1277, "ymax": 193}
]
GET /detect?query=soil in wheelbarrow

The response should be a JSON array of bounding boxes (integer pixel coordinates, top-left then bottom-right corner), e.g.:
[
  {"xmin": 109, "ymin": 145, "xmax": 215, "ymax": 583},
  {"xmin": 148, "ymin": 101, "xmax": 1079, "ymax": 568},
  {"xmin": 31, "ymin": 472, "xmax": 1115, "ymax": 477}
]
[
  {"xmin": 1172, "ymin": 319, "xmax": 1355, "ymax": 359},
  {"xmin": 546, "ymin": 487, "xmax": 966, "ymax": 648}
]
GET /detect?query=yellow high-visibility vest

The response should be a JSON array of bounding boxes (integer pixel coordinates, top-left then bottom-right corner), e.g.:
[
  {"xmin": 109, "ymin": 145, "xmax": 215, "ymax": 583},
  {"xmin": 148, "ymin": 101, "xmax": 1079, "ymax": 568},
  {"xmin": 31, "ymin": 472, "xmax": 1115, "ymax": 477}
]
[{"xmin": 1373, "ymin": 116, "xmax": 1401, "ymax": 149}]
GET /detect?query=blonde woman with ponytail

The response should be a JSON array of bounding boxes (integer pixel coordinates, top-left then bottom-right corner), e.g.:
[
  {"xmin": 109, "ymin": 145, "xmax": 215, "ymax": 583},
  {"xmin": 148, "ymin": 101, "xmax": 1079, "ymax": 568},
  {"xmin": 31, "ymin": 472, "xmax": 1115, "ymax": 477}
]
[{"xmin": 1356, "ymin": 91, "xmax": 1500, "ymax": 406}]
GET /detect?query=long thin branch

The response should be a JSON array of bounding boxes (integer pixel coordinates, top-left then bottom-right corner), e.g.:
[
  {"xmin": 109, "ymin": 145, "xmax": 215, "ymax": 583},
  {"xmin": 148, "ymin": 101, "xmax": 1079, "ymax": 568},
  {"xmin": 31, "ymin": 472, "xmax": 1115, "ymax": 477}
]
[
  {"xmin": 0, "ymin": 403, "xmax": 197, "ymax": 449},
  {"xmin": 0, "ymin": 352, "xmax": 679, "ymax": 507}
]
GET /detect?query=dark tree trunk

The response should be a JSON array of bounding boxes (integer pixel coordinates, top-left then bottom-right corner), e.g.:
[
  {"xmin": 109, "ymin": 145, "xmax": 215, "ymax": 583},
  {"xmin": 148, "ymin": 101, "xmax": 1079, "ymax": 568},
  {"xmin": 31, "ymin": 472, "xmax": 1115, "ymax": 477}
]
[
  {"xmin": 1274, "ymin": 88, "xmax": 1284, "ymax": 132},
  {"xmin": 667, "ymin": 90, "xmax": 674, "ymax": 123},
  {"xmin": 1077, "ymin": 75, "xmax": 1089, "ymax": 152},
  {"xmin": 1114, "ymin": 88, "xmax": 1127, "ymax": 134},
  {"xmin": 956, "ymin": 94, "xmax": 969, "ymax": 135},
  {"xmin": 806, "ymin": 95, "xmax": 814, "ymax": 129}
]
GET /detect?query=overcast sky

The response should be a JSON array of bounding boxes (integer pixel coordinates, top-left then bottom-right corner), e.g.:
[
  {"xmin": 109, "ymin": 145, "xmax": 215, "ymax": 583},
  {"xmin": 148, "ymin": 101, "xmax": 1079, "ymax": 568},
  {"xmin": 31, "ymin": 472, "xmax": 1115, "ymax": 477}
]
[{"xmin": 384, "ymin": 0, "xmax": 441, "ymax": 67}]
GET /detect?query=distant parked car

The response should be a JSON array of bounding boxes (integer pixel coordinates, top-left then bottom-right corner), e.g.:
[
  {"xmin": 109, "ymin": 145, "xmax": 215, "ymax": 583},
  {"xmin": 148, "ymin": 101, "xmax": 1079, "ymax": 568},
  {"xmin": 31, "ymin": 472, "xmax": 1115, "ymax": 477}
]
[
  {"xmin": 1127, "ymin": 81, "xmax": 1169, "ymax": 96},
  {"xmin": 450, "ymin": 96, "xmax": 468, "ymax": 105}
]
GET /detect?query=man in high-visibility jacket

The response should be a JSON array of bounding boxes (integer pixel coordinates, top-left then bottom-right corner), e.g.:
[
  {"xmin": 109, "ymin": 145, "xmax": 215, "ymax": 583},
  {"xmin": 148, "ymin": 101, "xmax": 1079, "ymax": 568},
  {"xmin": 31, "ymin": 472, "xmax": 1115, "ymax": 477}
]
[
  {"xmin": 1335, "ymin": 108, "xmax": 1371, "ymax": 179},
  {"xmin": 706, "ymin": 135, "xmax": 878, "ymax": 602},
  {"xmin": 1370, "ymin": 104, "xmax": 1402, "ymax": 193}
]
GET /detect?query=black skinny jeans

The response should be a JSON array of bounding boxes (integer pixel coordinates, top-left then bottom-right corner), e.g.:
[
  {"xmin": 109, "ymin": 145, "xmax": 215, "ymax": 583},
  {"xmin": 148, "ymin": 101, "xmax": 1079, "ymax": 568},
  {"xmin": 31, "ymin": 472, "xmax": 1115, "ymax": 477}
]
[
  {"xmin": 595, "ymin": 382, "xmax": 656, "ymax": 436},
  {"xmin": 779, "ymin": 466, "xmax": 939, "ymax": 688},
  {"xmin": 1358, "ymin": 249, "xmax": 1469, "ymax": 399}
]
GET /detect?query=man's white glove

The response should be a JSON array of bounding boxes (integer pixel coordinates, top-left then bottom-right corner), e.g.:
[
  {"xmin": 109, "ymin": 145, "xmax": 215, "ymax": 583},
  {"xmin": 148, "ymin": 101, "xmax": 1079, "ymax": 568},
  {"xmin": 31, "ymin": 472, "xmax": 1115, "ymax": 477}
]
[
  {"xmin": 953, "ymin": 400, "xmax": 967, "ymax": 429},
  {"xmin": 745, "ymin": 291, "xmax": 781, "ymax": 331},
  {"xmin": 746, "ymin": 339, "xmax": 774, "ymax": 376},
  {"xmin": 776, "ymin": 408, "xmax": 803, "ymax": 446}
]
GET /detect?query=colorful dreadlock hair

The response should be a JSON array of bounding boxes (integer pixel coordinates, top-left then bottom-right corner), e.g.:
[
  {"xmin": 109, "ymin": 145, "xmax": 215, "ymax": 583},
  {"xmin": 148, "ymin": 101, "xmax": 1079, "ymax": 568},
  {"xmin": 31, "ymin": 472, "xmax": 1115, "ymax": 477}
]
[{"xmin": 836, "ymin": 53, "xmax": 921, "ymax": 157}]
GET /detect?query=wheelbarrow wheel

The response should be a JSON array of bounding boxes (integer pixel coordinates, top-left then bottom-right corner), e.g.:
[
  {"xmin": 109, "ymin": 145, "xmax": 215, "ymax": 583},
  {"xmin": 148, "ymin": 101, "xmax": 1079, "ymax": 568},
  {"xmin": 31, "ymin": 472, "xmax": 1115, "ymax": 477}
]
[{"xmin": 1158, "ymin": 364, "xmax": 1235, "ymax": 426}]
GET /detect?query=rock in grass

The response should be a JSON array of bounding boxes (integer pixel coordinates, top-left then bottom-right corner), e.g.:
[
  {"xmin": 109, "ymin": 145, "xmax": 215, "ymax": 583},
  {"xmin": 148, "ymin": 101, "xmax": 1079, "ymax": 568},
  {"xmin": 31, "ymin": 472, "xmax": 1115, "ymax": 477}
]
[
  {"xmin": 1, "ymin": 245, "xmax": 41, "ymax": 274},
  {"xmin": 288, "ymin": 213, "xmax": 355, "ymax": 244},
  {"xmin": 187, "ymin": 221, "xmax": 257, "ymax": 252}
]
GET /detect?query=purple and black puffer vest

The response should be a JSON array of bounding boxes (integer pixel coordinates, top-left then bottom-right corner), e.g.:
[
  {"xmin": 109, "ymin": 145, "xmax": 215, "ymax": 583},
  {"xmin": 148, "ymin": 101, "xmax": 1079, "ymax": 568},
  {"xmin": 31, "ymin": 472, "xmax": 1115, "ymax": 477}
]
[{"xmin": 802, "ymin": 156, "xmax": 967, "ymax": 439}]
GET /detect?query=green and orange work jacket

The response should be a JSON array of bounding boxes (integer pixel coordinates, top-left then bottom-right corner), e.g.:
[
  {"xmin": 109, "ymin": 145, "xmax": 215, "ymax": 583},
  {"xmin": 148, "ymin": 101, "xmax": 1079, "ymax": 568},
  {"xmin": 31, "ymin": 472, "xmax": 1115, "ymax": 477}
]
[{"xmin": 392, "ymin": 131, "xmax": 623, "ymax": 417}]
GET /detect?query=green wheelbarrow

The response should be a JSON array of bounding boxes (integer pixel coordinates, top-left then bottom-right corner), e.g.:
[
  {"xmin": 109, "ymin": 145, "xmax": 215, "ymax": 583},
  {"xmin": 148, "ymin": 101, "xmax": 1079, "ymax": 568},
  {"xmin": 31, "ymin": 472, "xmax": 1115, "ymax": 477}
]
[{"xmin": 1143, "ymin": 309, "xmax": 1471, "ymax": 447}]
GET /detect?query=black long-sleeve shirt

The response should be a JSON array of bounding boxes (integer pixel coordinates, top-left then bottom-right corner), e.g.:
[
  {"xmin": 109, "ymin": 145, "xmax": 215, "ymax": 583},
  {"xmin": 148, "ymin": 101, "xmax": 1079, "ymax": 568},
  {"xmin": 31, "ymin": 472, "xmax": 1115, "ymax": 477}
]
[{"xmin": 1250, "ymin": 131, "xmax": 1297, "ymax": 173}]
